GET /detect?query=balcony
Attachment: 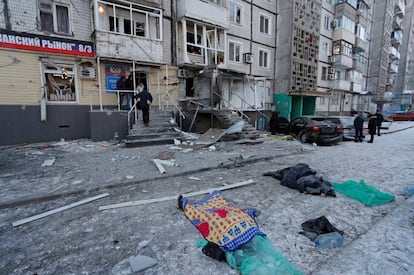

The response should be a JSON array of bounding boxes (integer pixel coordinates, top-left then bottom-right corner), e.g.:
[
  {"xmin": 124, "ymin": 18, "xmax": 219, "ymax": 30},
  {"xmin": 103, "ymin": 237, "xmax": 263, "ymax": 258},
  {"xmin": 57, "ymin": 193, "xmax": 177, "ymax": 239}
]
[
  {"xmin": 391, "ymin": 30, "xmax": 403, "ymax": 45},
  {"xmin": 394, "ymin": 0, "xmax": 405, "ymax": 17},
  {"xmin": 351, "ymin": 82, "xmax": 362, "ymax": 93},
  {"xmin": 93, "ymin": 1, "xmax": 164, "ymax": 63},
  {"xmin": 393, "ymin": 16, "xmax": 402, "ymax": 30},
  {"xmin": 389, "ymin": 46, "xmax": 400, "ymax": 60},
  {"xmin": 177, "ymin": 0, "xmax": 229, "ymax": 29},
  {"xmin": 329, "ymin": 54, "xmax": 353, "ymax": 69},
  {"xmin": 389, "ymin": 63, "xmax": 399, "ymax": 74},
  {"xmin": 332, "ymin": 79, "xmax": 351, "ymax": 91},
  {"xmin": 355, "ymin": 37, "xmax": 368, "ymax": 52},
  {"xmin": 333, "ymin": 28, "xmax": 355, "ymax": 45}
]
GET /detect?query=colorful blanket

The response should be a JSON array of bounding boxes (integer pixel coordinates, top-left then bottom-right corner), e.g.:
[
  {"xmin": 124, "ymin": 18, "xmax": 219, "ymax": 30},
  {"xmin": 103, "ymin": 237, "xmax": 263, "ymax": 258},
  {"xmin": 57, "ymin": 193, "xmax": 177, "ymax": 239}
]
[{"xmin": 182, "ymin": 191, "xmax": 264, "ymax": 251}]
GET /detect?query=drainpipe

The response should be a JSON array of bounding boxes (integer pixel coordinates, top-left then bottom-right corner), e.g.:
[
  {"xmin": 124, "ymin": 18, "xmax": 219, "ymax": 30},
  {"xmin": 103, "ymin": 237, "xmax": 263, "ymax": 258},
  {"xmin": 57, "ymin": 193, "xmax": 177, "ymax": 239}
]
[{"xmin": 97, "ymin": 56, "xmax": 103, "ymax": 111}]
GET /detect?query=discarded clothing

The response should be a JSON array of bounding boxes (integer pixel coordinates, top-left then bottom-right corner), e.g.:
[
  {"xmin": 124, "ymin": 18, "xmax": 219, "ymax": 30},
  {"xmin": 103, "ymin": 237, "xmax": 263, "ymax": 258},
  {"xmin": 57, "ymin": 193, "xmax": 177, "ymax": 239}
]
[
  {"xmin": 181, "ymin": 191, "xmax": 265, "ymax": 251},
  {"xmin": 333, "ymin": 180, "xmax": 395, "ymax": 206},
  {"xmin": 300, "ymin": 216, "xmax": 344, "ymax": 241},
  {"xmin": 263, "ymin": 163, "xmax": 336, "ymax": 197}
]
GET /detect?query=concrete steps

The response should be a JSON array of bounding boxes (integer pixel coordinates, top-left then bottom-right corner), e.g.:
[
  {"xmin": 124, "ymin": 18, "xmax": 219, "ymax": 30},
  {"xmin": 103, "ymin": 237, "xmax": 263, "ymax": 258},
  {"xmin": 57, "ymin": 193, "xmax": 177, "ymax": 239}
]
[{"xmin": 124, "ymin": 109, "xmax": 181, "ymax": 148}]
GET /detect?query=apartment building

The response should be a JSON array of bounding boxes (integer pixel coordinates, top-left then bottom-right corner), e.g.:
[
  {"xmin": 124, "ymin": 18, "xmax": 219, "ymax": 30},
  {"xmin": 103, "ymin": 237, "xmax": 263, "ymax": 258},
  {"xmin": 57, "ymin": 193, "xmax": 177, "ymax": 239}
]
[
  {"xmin": 393, "ymin": 0, "xmax": 414, "ymax": 110},
  {"xmin": 175, "ymin": 0, "xmax": 276, "ymax": 130},
  {"xmin": 0, "ymin": 0, "xmax": 175, "ymax": 145},
  {"xmin": 275, "ymin": 0, "xmax": 324, "ymax": 119},
  {"xmin": 368, "ymin": 0, "xmax": 406, "ymax": 112},
  {"xmin": 316, "ymin": 0, "xmax": 373, "ymax": 116}
]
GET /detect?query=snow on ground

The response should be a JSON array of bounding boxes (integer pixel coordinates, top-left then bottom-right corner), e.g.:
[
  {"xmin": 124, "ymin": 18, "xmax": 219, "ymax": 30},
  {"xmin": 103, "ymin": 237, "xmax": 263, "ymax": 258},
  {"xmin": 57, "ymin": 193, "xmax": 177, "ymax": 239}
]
[{"xmin": 0, "ymin": 121, "xmax": 413, "ymax": 274}]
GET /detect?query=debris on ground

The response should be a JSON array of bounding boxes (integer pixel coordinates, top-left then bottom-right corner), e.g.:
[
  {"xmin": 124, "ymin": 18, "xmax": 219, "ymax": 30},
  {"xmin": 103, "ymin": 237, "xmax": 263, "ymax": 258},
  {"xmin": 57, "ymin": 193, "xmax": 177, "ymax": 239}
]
[
  {"xmin": 12, "ymin": 193, "xmax": 109, "ymax": 227},
  {"xmin": 129, "ymin": 255, "xmax": 158, "ymax": 272},
  {"xmin": 154, "ymin": 151, "xmax": 174, "ymax": 160},
  {"xmin": 332, "ymin": 179, "xmax": 395, "ymax": 206},
  {"xmin": 41, "ymin": 157, "xmax": 56, "ymax": 167},
  {"xmin": 263, "ymin": 163, "xmax": 336, "ymax": 196},
  {"xmin": 99, "ymin": 179, "xmax": 255, "ymax": 211}
]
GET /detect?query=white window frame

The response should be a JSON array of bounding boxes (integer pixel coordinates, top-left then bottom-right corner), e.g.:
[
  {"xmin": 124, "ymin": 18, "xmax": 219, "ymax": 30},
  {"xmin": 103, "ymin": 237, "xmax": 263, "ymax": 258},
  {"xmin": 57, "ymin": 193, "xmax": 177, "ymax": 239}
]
[
  {"xmin": 258, "ymin": 48, "xmax": 270, "ymax": 69},
  {"xmin": 39, "ymin": 0, "xmax": 71, "ymax": 35},
  {"xmin": 229, "ymin": 2, "xmax": 243, "ymax": 25},
  {"xmin": 259, "ymin": 14, "xmax": 271, "ymax": 35},
  {"xmin": 228, "ymin": 40, "xmax": 243, "ymax": 63},
  {"xmin": 322, "ymin": 42, "xmax": 329, "ymax": 56},
  {"xmin": 324, "ymin": 15, "xmax": 330, "ymax": 30}
]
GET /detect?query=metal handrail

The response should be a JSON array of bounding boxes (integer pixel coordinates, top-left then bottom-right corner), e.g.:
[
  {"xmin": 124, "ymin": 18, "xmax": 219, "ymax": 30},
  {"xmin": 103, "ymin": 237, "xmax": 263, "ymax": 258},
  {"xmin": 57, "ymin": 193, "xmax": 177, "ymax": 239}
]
[
  {"xmin": 159, "ymin": 90, "xmax": 186, "ymax": 120},
  {"xmin": 211, "ymin": 91, "xmax": 253, "ymax": 122}
]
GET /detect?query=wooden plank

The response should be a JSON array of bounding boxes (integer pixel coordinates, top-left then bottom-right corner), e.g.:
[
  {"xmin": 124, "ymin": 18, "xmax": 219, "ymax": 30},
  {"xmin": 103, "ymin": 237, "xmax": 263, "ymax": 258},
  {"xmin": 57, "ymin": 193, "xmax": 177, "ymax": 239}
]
[
  {"xmin": 98, "ymin": 179, "xmax": 255, "ymax": 211},
  {"xmin": 12, "ymin": 193, "xmax": 109, "ymax": 227}
]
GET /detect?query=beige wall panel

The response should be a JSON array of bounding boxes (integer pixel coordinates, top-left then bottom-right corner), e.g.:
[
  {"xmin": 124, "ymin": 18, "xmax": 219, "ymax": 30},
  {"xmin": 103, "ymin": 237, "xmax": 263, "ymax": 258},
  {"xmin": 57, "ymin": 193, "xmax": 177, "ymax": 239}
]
[{"xmin": 0, "ymin": 50, "xmax": 42, "ymax": 106}]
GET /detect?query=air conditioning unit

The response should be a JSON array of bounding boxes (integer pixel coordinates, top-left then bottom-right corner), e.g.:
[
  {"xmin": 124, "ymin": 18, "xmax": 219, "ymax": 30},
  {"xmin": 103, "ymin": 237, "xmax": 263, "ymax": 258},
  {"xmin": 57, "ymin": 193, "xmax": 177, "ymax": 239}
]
[
  {"xmin": 178, "ymin": 69, "xmax": 188, "ymax": 78},
  {"xmin": 328, "ymin": 67, "xmax": 336, "ymax": 74},
  {"xmin": 243, "ymin": 53, "xmax": 253, "ymax": 64},
  {"xmin": 328, "ymin": 74, "xmax": 335, "ymax": 80},
  {"xmin": 79, "ymin": 67, "xmax": 96, "ymax": 79}
]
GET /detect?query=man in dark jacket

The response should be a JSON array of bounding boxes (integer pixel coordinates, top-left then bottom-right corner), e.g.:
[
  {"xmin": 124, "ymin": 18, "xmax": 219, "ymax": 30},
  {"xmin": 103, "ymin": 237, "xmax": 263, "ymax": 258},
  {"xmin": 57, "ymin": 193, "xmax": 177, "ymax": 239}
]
[
  {"xmin": 376, "ymin": 110, "xmax": 384, "ymax": 136},
  {"xmin": 367, "ymin": 113, "xmax": 377, "ymax": 143},
  {"xmin": 353, "ymin": 113, "xmax": 364, "ymax": 142},
  {"xmin": 136, "ymin": 82, "xmax": 153, "ymax": 126},
  {"xmin": 268, "ymin": 111, "xmax": 280, "ymax": 135}
]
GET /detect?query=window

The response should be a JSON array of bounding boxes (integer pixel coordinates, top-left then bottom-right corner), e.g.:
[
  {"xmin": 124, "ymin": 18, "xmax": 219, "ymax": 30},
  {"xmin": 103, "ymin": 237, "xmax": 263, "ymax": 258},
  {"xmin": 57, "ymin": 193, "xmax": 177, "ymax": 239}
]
[
  {"xmin": 321, "ymin": 67, "xmax": 327, "ymax": 80},
  {"xmin": 259, "ymin": 49, "xmax": 270, "ymax": 68},
  {"xmin": 259, "ymin": 15, "xmax": 270, "ymax": 35},
  {"xmin": 331, "ymin": 93, "xmax": 339, "ymax": 105},
  {"xmin": 39, "ymin": 1, "xmax": 70, "ymax": 34},
  {"xmin": 229, "ymin": 41, "xmax": 242, "ymax": 63},
  {"xmin": 43, "ymin": 64, "xmax": 77, "ymax": 103},
  {"xmin": 356, "ymin": 25, "xmax": 366, "ymax": 41},
  {"xmin": 324, "ymin": 15, "xmax": 330, "ymax": 30},
  {"xmin": 229, "ymin": 2, "xmax": 242, "ymax": 24},
  {"xmin": 96, "ymin": 1, "xmax": 162, "ymax": 40},
  {"xmin": 109, "ymin": 16, "xmax": 119, "ymax": 32},
  {"xmin": 332, "ymin": 40, "xmax": 352, "ymax": 57},
  {"xmin": 335, "ymin": 15, "xmax": 355, "ymax": 33},
  {"xmin": 320, "ymin": 97, "xmax": 326, "ymax": 105},
  {"xmin": 322, "ymin": 42, "xmax": 329, "ymax": 56}
]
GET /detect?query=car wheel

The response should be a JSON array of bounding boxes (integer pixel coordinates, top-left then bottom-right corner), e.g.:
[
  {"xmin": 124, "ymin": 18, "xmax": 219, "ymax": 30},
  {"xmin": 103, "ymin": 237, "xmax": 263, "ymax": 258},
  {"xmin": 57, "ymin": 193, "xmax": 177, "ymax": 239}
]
[{"xmin": 298, "ymin": 130, "xmax": 307, "ymax": 143}]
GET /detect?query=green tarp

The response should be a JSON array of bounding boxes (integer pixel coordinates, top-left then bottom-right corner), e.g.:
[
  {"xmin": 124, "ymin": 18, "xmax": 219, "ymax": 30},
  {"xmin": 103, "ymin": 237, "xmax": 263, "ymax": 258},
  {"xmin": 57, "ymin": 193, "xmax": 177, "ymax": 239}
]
[{"xmin": 333, "ymin": 180, "xmax": 395, "ymax": 206}]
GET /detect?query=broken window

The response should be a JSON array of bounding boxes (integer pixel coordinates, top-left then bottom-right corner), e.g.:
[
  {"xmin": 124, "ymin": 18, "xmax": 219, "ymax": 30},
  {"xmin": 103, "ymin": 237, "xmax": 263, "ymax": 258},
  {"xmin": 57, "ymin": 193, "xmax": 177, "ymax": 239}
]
[
  {"xmin": 95, "ymin": 1, "xmax": 162, "ymax": 40},
  {"xmin": 39, "ymin": 1, "xmax": 70, "ymax": 34},
  {"xmin": 43, "ymin": 64, "xmax": 76, "ymax": 103}
]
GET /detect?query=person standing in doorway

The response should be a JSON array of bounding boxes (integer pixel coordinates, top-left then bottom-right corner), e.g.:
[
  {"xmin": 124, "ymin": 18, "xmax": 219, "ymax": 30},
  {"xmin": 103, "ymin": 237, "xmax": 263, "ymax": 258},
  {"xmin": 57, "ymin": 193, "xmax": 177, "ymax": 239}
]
[
  {"xmin": 376, "ymin": 110, "xmax": 384, "ymax": 136},
  {"xmin": 353, "ymin": 113, "xmax": 364, "ymax": 142},
  {"xmin": 136, "ymin": 82, "xmax": 153, "ymax": 126},
  {"xmin": 367, "ymin": 113, "xmax": 377, "ymax": 143}
]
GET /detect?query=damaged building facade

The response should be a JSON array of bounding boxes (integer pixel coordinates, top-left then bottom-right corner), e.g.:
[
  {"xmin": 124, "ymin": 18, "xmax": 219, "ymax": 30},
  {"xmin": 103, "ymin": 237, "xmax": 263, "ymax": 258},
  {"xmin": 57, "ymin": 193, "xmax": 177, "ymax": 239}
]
[
  {"xmin": 175, "ymin": 0, "xmax": 276, "ymax": 132},
  {"xmin": 1, "ymin": 0, "xmax": 413, "ymax": 145},
  {"xmin": 0, "ymin": 0, "xmax": 177, "ymax": 145}
]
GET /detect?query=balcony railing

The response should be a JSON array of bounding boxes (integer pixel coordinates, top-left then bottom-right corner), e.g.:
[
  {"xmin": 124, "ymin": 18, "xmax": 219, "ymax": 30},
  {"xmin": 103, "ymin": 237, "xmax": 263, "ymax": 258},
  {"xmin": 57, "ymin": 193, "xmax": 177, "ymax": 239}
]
[
  {"xmin": 177, "ymin": 0, "xmax": 229, "ymax": 28},
  {"xmin": 389, "ymin": 46, "xmax": 400, "ymax": 60},
  {"xmin": 391, "ymin": 30, "xmax": 403, "ymax": 44}
]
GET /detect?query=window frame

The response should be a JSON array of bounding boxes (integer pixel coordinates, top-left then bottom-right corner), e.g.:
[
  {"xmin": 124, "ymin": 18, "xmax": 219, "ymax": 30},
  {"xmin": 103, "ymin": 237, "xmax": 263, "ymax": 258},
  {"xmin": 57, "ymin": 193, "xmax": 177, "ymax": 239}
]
[
  {"xmin": 229, "ymin": 1, "xmax": 243, "ymax": 25},
  {"xmin": 259, "ymin": 13, "xmax": 271, "ymax": 35},
  {"xmin": 39, "ymin": 0, "xmax": 71, "ymax": 35},
  {"xmin": 42, "ymin": 63, "xmax": 78, "ymax": 104},
  {"xmin": 228, "ymin": 40, "xmax": 243, "ymax": 63},
  {"xmin": 258, "ymin": 48, "xmax": 270, "ymax": 69}
]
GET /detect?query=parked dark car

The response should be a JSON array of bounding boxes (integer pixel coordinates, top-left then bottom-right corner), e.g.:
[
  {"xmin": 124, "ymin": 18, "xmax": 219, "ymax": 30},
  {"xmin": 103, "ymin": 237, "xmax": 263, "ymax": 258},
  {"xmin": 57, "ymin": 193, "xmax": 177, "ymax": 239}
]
[
  {"xmin": 270, "ymin": 116, "xmax": 290, "ymax": 134},
  {"xmin": 327, "ymin": 116, "xmax": 367, "ymax": 141},
  {"xmin": 288, "ymin": 116, "xmax": 343, "ymax": 145}
]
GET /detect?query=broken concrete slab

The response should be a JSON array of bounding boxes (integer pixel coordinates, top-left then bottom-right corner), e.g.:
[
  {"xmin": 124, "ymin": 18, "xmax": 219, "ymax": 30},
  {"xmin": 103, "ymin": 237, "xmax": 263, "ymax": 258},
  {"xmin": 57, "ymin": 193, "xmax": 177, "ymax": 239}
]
[
  {"xmin": 129, "ymin": 255, "xmax": 158, "ymax": 272},
  {"xmin": 41, "ymin": 157, "xmax": 56, "ymax": 167}
]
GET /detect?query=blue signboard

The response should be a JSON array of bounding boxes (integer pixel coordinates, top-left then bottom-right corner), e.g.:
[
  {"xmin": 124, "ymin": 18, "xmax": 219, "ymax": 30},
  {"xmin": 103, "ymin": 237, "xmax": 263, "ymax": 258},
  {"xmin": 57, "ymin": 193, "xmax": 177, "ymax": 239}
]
[{"xmin": 106, "ymin": 75, "xmax": 121, "ymax": 92}]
